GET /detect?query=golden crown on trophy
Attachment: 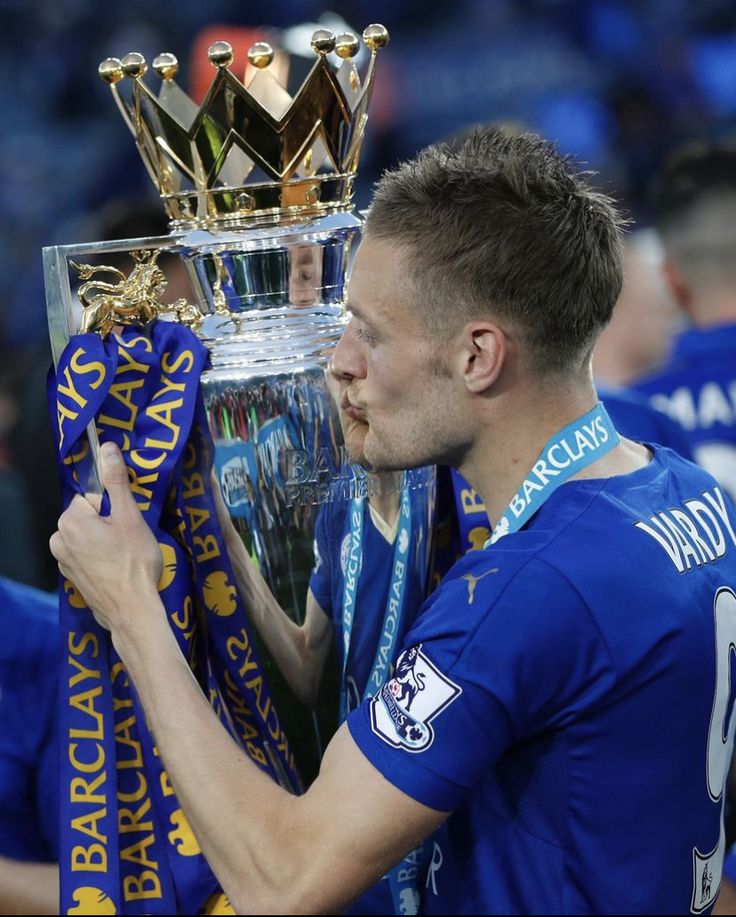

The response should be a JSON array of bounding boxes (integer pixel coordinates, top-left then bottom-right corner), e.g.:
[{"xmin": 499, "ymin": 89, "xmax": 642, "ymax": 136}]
[{"xmin": 98, "ymin": 24, "xmax": 389, "ymax": 229}]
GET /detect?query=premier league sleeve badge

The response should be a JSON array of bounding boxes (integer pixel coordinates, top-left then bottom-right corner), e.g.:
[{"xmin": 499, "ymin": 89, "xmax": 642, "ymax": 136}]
[{"xmin": 369, "ymin": 645, "xmax": 462, "ymax": 753}]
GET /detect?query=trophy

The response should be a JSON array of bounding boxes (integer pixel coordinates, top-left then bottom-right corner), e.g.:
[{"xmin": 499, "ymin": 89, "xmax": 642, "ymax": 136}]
[{"xmin": 44, "ymin": 23, "xmax": 436, "ymax": 799}]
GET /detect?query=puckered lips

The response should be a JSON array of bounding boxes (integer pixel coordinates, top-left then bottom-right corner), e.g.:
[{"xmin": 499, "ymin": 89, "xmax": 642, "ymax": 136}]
[{"xmin": 341, "ymin": 391, "xmax": 368, "ymax": 423}]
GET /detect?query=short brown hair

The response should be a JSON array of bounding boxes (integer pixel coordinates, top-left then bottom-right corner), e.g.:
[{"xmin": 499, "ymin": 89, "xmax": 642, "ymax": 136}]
[{"xmin": 365, "ymin": 128, "xmax": 626, "ymax": 375}]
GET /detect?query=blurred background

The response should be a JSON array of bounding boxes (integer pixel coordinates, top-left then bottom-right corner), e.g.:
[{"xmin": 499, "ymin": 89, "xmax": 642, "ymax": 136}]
[{"xmin": 1, "ymin": 0, "xmax": 735, "ymax": 590}]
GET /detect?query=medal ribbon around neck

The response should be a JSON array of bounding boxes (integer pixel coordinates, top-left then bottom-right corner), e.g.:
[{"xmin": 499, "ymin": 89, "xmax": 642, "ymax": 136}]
[
  {"xmin": 486, "ymin": 402, "xmax": 620, "ymax": 545},
  {"xmin": 340, "ymin": 475, "xmax": 416, "ymax": 723}
]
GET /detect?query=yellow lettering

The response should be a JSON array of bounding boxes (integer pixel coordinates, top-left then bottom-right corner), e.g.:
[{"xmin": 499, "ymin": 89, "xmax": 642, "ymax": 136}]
[
  {"xmin": 181, "ymin": 472, "xmax": 204, "ymax": 499},
  {"xmin": 114, "ymin": 715, "xmax": 144, "ymax": 770},
  {"xmin": 127, "ymin": 467, "xmax": 158, "ymax": 512},
  {"xmin": 68, "ymin": 656, "xmax": 101, "ymax": 689},
  {"xmin": 58, "ymin": 358, "xmax": 93, "ymax": 408},
  {"xmin": 161, "ymin": 349, "xmax": 195, "ymax": 375},
  {"xmin": 119, "ymin": 798, "xmax": 153, "ymax": 834},
  {"xmin": 71, "ymin": 843, "xmax": 107, "ymax": 872},
  {"xmin": 160, "ymin": 771, "xmax": 175, "ymax": 798},
  {"xmin": 119, "ymin": 335, "xmax": 152, "ymax": 356},
  {"xmin": 69, "ymin": 631, "xmax": 100, "ymax": 659},
  {"xmin": 70, "ymin": 770, "xmax": 106, "ymax": 804},
  {"xmin": 172, "ymin": 596, "xmax": 192, "ymax": 632},
  {"xmin": 129, "ymin": 449, "xmax": 168, "ymax": 470},
  {"xmin": 123, "ymin": 870, "xmax": 162, "ymax": 901},
  {"xmin": 460, "ymin": 487, "xmax": 486, "ymax": 516},
  {"xmin": 71, "ymin": 807, "xmax": 108, "ymax": 843},
  {"xmin": 184, "ymin": 504, "xmax": 210, "ymax": 534},
  {"xmin": 144, "ymin": 399, "xmax": 183, "ymax": 449},
  {"xmin": 70, "ymin": 347, "xmax": 106, "ymax": 389},
  {"xmin": 193, "ymin": 534, "xmax": 220, "ymax": 563},
  {"xmin": 154, "ymin": 373, "xmax": 186, "ymax": 399},
  {"xmin": 70, "ymin": 686, "xmax": 105, "ymax": 739},
  {"xmin": 69, "ymin": 743, "xmax": 105, "ymax": 774},
  {"xmin": 97, "ymin": 378, "xmax": 144, "ymax": 432}
]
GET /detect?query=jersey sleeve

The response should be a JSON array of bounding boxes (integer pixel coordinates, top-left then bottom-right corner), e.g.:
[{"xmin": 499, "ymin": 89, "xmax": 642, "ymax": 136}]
[{"xmin": 346, "ymin": 555, "xmax": 617, "ymax": 812}]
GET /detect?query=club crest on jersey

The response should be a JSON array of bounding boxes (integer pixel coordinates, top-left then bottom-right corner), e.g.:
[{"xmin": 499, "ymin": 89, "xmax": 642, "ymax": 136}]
[{"xmin": 370, "ymin": 645, "xmax": 461, "ymax": 752}]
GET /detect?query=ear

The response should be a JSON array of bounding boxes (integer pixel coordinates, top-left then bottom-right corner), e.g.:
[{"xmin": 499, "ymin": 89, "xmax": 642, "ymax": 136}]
[
  {"xmin": 662, "ymin": 259, "xmax": 694, "ymax": 316},
  {"xmin": 456, "ymin": 322, "xmax": 507, "ymax": 394}
]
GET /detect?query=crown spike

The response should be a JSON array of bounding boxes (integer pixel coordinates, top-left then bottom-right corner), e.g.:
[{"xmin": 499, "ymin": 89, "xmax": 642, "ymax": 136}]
[
  {"xmin": 362, "ymin": 24, "xmax": 390, "ymax": 52},
  {"xmin": 310, "ymin": 29, "xmax": 336, "ymax": 56},
  {"xmin": 335, "ymin": 33, "xmax": 360, "ymax": 59},
  {"xmin": 208, "ymin": 40, "xmax": 234, "ymax": 69},
  {"xmin": 247, "ymin": 42, "xmax": 274, "ymax": 69},
  {"xmin": 121, "ymin": 52, "xmax": 147, "ymax": 79},
  {"xmin": 103, "ymin": 23, "xmax": 388, "ymax": 228},
  {"xmin": 99, "ymin": 57, "xmax": 124, "ymax": 84},
  {"xmin": 153, "ymin": 52, "xmax": 179, "ymax": 81}
]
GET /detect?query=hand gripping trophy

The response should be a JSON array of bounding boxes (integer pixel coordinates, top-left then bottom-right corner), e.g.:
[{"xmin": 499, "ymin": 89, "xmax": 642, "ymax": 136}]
[{"xmin": 44, "ymin": 24, "xmax": 435, "ymax": 915}]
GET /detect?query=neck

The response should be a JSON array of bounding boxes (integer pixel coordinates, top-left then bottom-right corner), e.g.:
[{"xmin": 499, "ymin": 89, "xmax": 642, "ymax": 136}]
[
  {"xmin": 367, "ymin": 471, "xmax": 401, "ymax": 525},
  {"xmin": 689, "ymin": 292, "xmax": 736, "ymax": 328},
  {"xmin": 457, "ymin": 373, "xmax": 644, "ymax": 527}
]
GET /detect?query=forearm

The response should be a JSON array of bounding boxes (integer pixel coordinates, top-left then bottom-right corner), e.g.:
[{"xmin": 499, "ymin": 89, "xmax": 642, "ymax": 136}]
[
  {"xmin": 224, "ymin": 531, "xmax": 324, "ymax": 707},
  {"xmin": 115, "ymin": 583, "xmax": 308, "ymax": 912},
  {"xmin": 0, "ymin": 857, "xmax": 58, "ymax": 915}
]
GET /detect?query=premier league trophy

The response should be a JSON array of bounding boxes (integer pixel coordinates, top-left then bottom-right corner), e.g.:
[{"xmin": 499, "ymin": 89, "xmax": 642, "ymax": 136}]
[{"xmin": 44, "ymin": 24, "xmax": 435, "ymax": 915}]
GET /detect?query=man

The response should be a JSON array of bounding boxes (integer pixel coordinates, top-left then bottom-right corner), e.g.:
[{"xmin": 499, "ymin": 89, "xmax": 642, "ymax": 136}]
[
  {"xmin": 0, "ymin": 576, "xmax": 58, "ymax": 915},
  {"xmin": 593, "ymin": 227, "xmax": 680, "ymax": 388},
  {"xmin": 51, "ymin": 129, "xmax": 736, "ymax": 914},
  {"xmin": 632, "ymin": 143, "xmax": 736, "ymax": 500}
]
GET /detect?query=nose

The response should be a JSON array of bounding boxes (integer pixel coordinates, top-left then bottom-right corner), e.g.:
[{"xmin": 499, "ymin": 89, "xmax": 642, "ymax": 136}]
[{"xmin": 331, "ymin": 319, "xmax": 366, "ymax": 383}]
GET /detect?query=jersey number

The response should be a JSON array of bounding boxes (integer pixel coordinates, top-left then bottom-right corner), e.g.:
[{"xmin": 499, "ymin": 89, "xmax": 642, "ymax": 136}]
[{"xmin": 694, "ymin": 587, "xmax": 736, "ymax": 913}]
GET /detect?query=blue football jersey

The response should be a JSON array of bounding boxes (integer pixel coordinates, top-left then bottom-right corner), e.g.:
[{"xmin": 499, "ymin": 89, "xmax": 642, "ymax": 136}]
[
  {"xmin": 0, "ymin": 576, "xmax": 58, "ymax": 862},
  {"xmin": 309, "ymin": 480, "xmax": 434, "ymax": 917},
  {"xmin": 599, "ymin": 384, "xmax": 694, "ymax": 459},
  {"xmin": 309, "ymin": 481, "xmax": 432, "ymax": 716},
  {"xmin": 348, "ymin": 447, "xmax": 736, "ymax": 914},
  {"xmin": 632, "ymin": 323, "xmax": 736, "ymax": 500}
]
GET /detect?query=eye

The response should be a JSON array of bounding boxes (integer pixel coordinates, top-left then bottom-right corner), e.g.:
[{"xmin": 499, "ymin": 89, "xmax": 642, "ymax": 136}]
[{"xmin": 356, "ymin": 326, "xmax": 377, "ymax": 346}]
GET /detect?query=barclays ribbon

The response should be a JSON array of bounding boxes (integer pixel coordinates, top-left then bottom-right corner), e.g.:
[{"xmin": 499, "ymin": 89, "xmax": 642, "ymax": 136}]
[
  {"xmin": 51, "ymin": 322, "xmax": 301, "ymax": 914},
  {"xmin": 487, "ymin": 402, "xmax": 619, "ymax": 545},
  {"xmin": 175, "ymin": 399, "xmax": 302, "ymax": 793},
  {"xmin": 52, "ymin": 333, "xmax": 123, "ymax": 916}
]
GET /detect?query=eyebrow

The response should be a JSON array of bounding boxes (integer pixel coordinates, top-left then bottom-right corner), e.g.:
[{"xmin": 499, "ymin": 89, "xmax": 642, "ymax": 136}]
[{"xmin": 345, "ymin": 301, "xmax": 374, "ymax": 327}]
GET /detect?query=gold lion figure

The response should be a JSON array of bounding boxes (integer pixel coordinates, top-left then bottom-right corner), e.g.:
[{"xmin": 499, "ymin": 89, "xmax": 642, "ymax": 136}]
[{"xmin": 71, "ymin": 250, "xmax": 202, "ymax": 338}]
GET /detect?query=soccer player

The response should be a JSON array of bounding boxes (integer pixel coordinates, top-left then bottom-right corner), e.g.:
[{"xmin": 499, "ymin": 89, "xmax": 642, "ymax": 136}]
[
  {"xmin": 632, "ymin": 143, "xmax": 736, "ymax": 500},
  {"xmin": 51, "ymin": 129, "xmax": 736, "ymax": 914},
  {"xmin": 0, "ymin": 576, "xmax": 58, "ymax": 915}
]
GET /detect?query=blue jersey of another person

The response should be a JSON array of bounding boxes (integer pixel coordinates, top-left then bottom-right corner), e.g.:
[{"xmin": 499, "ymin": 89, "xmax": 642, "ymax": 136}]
[
  {"xmin": 0, "ymin": 576, "xmax": 58, "ymax": 862},
  {"xmin": 348, "ymin": 447, "xmax": 736, "ymax": 915},
  {"xmin": 599, "ymin": 384, "xmax": 694, "ymax": 459},
  {"xmin": 309, "ymin": 474, "xmax": 433, "ymax": 717},
  {"xmin": 309, "ymin": 476, "xmax": 434, "ymax": 917},
  {"xmin": 632, "ymin": 323, "xmax": 736, "ymax": 499}
]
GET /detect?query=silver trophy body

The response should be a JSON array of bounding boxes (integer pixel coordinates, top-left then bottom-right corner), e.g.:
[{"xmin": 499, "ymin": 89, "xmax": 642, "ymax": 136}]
[
  {"xmin": 44, "ymin": 210, "xmax": 435, "ymax": 782},
  {"xmin": 44, "ymin": 25, "xmax": 436, "ymax": 783}
]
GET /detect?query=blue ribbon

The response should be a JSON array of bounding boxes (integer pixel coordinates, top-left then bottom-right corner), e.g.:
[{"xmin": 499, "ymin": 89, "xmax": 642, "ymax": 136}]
[
  {"xmin": 339, "ymin": 483, "xmax": 415, "ymax": 721},
  {"xmin": 51, "ymin": 322, "xmax": 301, "ymax": 914},
  {"xmin": 487, "ymin": 402, "xmax": 619, "ymax": 545}
]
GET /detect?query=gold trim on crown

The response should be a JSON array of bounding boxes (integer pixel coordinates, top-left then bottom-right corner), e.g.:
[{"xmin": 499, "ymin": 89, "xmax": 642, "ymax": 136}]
[{"xmin": 99, "ymin": 24, "xmax": 389, "ymax": 229}]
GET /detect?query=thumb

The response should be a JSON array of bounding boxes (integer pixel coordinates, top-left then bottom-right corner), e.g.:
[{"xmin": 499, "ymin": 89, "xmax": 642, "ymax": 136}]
[{"xmin": 100, "ymin": 441, "xmax": 136, "ymax": 514}]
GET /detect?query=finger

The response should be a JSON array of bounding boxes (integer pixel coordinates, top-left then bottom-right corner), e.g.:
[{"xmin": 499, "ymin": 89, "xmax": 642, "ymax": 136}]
[
  {"xmin": 49, "ymin": 530, "xmax": 64, "ymax": 561},
  {"xmin": 99, "ymin": 441, "xmax": 138, "ymax": 516},
  {"xmin": 84, "ymin": 492, "xmax": 104, "ymax": 513},
  {"xmin": 70, "ymin": 493, "xmax": 101, "ymax": 515}
]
